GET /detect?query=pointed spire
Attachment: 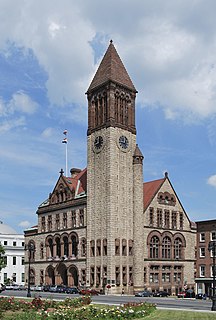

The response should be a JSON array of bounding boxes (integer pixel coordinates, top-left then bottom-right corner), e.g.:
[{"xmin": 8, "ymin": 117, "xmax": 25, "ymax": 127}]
[
  {"xmin": 133, "ymin": 144, "xmax": 144, "ymax": 164},
  {"xmin": 87, "ymin": 41, "xmax": 136, "ymax": 93}
]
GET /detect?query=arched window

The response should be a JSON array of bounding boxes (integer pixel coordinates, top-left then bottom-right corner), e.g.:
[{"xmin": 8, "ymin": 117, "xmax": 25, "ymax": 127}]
[
  {"xmin": 71, "ymin": 235, "xmax": 78, "ymax": 257},
  {"xmin": 150, "ymin": 236, "xmax": 159, "ymax": 258},
  {"xmin": 56, "ymin": 237, "xmax": 61, "ymax": 257},
  {"xmin": 29, "ymin": 268, "xmax": 35, "ymax": 285},
  {"xmin": 174, "ymin": 238, "xmax": 182, "ymax": 259},
  {"xmin": 48, "ymin": 238, "xmax": 53, "ymax": 258},
  {"xmin": 90, "ymin": 240, "xmax": 95, "ymax": 257},
  {"xmin": 162, "ymin": 236, "xmax": 171, "ymax": 259},
  {"xmin": 81, "ymin": 238, "xmax": 86, "ymax": 257},
  {"xmin": 40, "ymin": 243, "xmax": 44, "ymax": 259},
  {"xmin": 63, "ymin": 236, "xmax": 69, "ymax": 257}
]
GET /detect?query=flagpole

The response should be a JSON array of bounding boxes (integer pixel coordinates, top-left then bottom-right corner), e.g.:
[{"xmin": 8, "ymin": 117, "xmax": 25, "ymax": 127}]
[
  {"xmin": 66, "ymin": 140, "xmax": 68, "ymax": 177},
  {"xmin": 62, "ymin": 129, "xmax": 68, "ymax": 177}
]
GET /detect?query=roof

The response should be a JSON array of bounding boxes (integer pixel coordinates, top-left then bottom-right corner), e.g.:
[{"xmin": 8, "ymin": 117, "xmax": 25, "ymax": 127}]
[
  {"xmin": 87, "ymin": 40, "xmax": 136, "ymax": 93},
  {"xmin": 65, "ymin": 168, "xmax": 87, "ymax": 196},
  {"xmin": 143, "ymin": 178, "xmax": 165, "ymax": 210},
  {"xmin": 0, "ymin": 221, "xmax": 18, "ymax": 234}
]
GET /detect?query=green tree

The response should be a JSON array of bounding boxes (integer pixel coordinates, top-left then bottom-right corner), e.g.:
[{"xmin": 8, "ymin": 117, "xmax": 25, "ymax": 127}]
[{"xmin": 0, "ymin": 244, "xmax": 6, "ymax": 271}]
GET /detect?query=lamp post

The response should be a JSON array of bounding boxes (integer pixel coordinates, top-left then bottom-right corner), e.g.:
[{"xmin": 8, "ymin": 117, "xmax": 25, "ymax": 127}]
[
  {"xmin": 208, "ymin": 240, "xmax": 216, "ymax": 311},
  {"xmin": 25, "ymin": 242, "xmax": 35, "ymax": 298}
]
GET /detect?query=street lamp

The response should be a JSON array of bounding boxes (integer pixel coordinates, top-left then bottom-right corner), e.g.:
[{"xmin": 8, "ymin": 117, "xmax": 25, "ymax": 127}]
[
  {"xmin": 208, "ymin": 240, "xmax": 216, "ymax": 311},
  {"xmin": 25, "ymin": 242, "xmax": 35, "ymax": 298}
]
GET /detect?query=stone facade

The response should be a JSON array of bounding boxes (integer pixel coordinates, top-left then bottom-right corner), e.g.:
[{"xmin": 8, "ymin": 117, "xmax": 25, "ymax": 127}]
[{"xmin": 24, "ymin": 41, "xmax": 196, "ymax": 295}]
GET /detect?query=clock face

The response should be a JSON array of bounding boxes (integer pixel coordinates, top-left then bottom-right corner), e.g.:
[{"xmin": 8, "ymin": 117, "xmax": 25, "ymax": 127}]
[
  {"xmin": 119, "ymin": 135, "xmax": 129, "ymax": 149},
  {"xmin": 94, "ymin": 136, "xmax": 103, "ymax": 150}
]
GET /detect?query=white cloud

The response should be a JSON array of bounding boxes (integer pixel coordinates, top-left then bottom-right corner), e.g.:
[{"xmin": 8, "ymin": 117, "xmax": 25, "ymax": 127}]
[
  {"xmin": 207, "ymin": 175, "xmax": 216, "ymax": 187},
  {"xmin": 18, "ymin": 220, "xmax": 31, "ymax": 228},
  {"xmin": 0, "ymin": 116, "xmax": 26, "ymax": 132},
  {"xmin": 8, "ymin": 91, "xmax": 38, "ymax": 114}
]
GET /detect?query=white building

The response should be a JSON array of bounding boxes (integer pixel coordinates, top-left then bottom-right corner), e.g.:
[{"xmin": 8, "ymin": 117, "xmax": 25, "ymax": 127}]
[{"xmin": 0, "ymin": 221, "xmax": 25, "ymax": 285}]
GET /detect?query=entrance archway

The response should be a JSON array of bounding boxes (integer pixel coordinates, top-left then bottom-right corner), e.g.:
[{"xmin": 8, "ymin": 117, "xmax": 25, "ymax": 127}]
[
  {"xmin": 68, "ymin": 265, "xmax": 79, "ymax": 287},
  {"xmin": 56, "ymin": 263, "xmax": 68, "ymax": 286},
  {"xmin": 46, "ymin": 266, "xmax": 55, "ymax": 285}
]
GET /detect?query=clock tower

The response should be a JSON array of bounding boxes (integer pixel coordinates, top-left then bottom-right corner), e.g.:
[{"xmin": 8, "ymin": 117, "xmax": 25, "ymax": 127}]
[{"xmin": 86, "ymin": 41, "xmax": 144, "ymax": 293}]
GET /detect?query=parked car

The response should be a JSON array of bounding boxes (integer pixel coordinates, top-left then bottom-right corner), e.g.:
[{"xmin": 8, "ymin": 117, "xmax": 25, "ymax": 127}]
[
  {"xmin": 135, "ymin": 290, "xmax": 152, "ymax": 297},
  {"xmin": 153, "ymin": 291, "xmax": 169, "ymax": 297},
  {"xmin": 196, "ymin": 293, "xmax": 207, "ymax": 300},
  {"xmin": 177, "ymin": 289, "xmax": 195, "ymax": 298},
  {"xmin": 49, "ymin": 285, "xmax": 67, "ymax": 293},
  {"xmin": 43, "ymin": 285, "xmax": 51, "ymax": 292},
  {"xmin": 66, "ymin": 287, "xmax": 79, "ymax": 294},
  {"xmin": 80, "ymin": 288, "xmax": 100, "ymax": 295}
]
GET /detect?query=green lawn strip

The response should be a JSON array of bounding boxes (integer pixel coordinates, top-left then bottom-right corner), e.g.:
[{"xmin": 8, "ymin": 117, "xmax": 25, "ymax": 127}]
[{"xmin": 144, "ymin": 309, "xmax": 216, "ymax": 320}]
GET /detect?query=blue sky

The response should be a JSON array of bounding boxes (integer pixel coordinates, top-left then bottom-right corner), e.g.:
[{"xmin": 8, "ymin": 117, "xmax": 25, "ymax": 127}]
[{"xmin": 0, "ymin": 0, "xmax": 216, "ymax": 233}]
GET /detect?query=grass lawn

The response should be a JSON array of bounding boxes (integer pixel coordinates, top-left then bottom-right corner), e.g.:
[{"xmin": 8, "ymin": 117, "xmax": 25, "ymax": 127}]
[{"xmin": 144, "ymin": 309, "xmax": 216, "ymax": 320}]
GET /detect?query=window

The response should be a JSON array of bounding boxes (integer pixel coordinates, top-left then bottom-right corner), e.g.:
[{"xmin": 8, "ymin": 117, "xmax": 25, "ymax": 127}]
[
  {"xmin": 200, "ymin": 233, "xmax": 205, "ymax": 242},
  {"xmin": 128, "ymin": 239, "xmax": 133, "ymax": 256},
  {"xmin": 179, "ymin": 213, "xmax": 183, "ymax": 229},
  {"xmin": 174, "ymin": 238, "xmax": 182, "ymax": 259},
  {"xmin": 22, "ymin": 273, "xmax": 25, "ymax": 282},
  {"xmin": 96, "ymin": 266, "xmax": 101, "ymax": 285},
  {"xmin": 115, "ymin": 239, "xmax": 120, "ymax": 255},
  {"xmin": 3, "ymin": 273, "xmax": 7, "ymax": 282},
  {"xmin": 81, "ymin": 238, "xmax": 86, "ymax": 257},
  {"xmin": 79, "ymin": 209, "xmax": 84, "ymax": 226},
  {"xmin": 40, "ymin": 243, "xmax": 44, "ymax": 259},
  {"xmin": 164, "ymin": 210, "xmax": 170, "ymax": 229},
  {"xmin": 103, "ymin": 239, "xmax": 107, "ymax": 256},
  {"xmin": 22, "ymin": 242, "xmax": 24, "ymax": 247},
  {"xmin": 13, "ymin": 257, "xmax": 16, "ymax": 265},
  {"xmin": 157, "ymin": 209, "xmax": 162, "ymax": 228},
  {"xmin": 40, "ymin": 270, "xmax": 44, "ymax": 285},
  {"xmin": 48, "ymin": 215, "xmax": 52, "ymax": 231},
  {"xmin": 149, "ymin": 208, "xmax": 154, "ymax": 226},
  {"xmin": 200, "ymin": 265, "xmax": 205, "ymax": 277},
  {"xmin": 71, "ymin": 210, "xmax": 76, "ymax": 228},
  {"xmin": 122, "ymin": 266, "xmax": 127, "ymax": 285},
  {"xmin": 13, "ymin": 242, "xmax": 16, "ymax": 247},
  {"xmin": 172, "ymin": 211, "xmax": 177, "ymax": 229},
  {"xmin": 21, "ymin": 257, "xmax": 24, "ymax": 265},
  {"xmin": 55, "ymin": 214, "xmax": 60, "ymax": 230},
  {"xmin": 90, "ymin": 266, "xmax": 95, "ymax": 286},
  {"xmin": 162, "ymin": 273, "xmax": 170, "ymax": 282},
  {"xmin": 150, "ymin": 236, "xmax": 159, "ymax": 258},
  {"xmin": 63, "ymin": 212, "xmax": 67, "ymax": 228},
  {"xmin": 12, "ymin": 273, "xmax": 16, "ymax": 283},
  {"xmin": 90, "ymin": 240, "xmax": 95, "ymax": 257},
  {"xmin": 211, "ymin": 265, "xmax": 216, "ymax": 277},
  {"xmin": 81, "ymin": 269, "xmax": 86, "ymax": 285},
  {"xmin": 3, "ymin": 241, "xmax": 7, "ymax": 246},
  {"xmin": 200, "ymin": 247, "xmax": 205, "ymax": 257},
  {"xmin": 211, "ymin": 232, "xmax": 216, "ymax": 241},
  {"xmin": 115, "ymin": 266, "xmax": 120, "ymax": 285},
  {"xmin": 162, "ymin": 237, "xmax": 171, "ymax": 259},
  {"xmin": 71, "ymin": 235, "xmax": 77, "ymax": 256},
  {"xmin": 122, "ymin": 239, "xmax": 127, "ymax": 256},
  {"xmin": 41, "ymin": 216, "xmax": 46, "ymax": 232},
  {"xmin": 96, "ymin": 239, "xmax": 101, "ymax": 256},
  {"xmin": 149, "ymin": 273, "xmax": 159, "ymax": 283},
  {"xmin": 3, "ymin": 256, "xmax": 7, "ymax": 265}
]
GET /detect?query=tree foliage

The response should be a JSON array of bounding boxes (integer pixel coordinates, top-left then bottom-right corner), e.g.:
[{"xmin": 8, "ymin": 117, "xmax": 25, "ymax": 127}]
[{"xmin": 0, "ymin": 244, "xmax": 6, "ymax": 271}]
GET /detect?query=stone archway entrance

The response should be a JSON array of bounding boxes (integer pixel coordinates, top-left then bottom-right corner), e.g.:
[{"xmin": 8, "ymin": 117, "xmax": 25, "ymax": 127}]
[
  {"xmin": 46, "ymin": 266, "xmax": 55, "ymax": 285},
  {"xmin": 68, "ymin": 265, "xmax": 79, "ymax": 287},
  {"xmin": 56, "ymin": 263, "xmax": 68, "ymax": 286}
]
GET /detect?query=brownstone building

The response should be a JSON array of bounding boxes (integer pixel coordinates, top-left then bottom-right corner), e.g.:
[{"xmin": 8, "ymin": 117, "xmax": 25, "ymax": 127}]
[
  {"xmin": 25, "ymin": 41, "xmax": 196, "ymax": 295},
  {"xmin": 195, "ymin": 220, "xmax": 216, "ymax": 297}
]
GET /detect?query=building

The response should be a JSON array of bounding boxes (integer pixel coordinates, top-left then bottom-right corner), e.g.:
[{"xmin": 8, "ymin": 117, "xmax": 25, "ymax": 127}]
[
  {"xmin": 0, "ymin": 221, "xmax": 25, "ymax": 285},
  {"xmin": 195, "ymin": 219, "xmax": 216, "ymax": 297},
  {"xmin": 24, "ymin": 41, "xmax": 196, "ymax": 295}
]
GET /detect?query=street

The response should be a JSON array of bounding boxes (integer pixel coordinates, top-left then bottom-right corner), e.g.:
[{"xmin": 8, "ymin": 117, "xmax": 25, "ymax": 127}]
[{"xmin": 1, "ymin": 290, "xmax": 213, "ymax": 312}]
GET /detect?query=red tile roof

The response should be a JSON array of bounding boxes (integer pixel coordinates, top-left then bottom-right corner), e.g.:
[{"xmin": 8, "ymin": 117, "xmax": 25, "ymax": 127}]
[
  {"xmin": 65, "ymin": 168, "xmax": 87, "ymax": 195},
  {"xmin": 143, "ymin": 178, "xmax": 165, "ymax": 210},
  {"xmin": 87, "ymin": 41, "xmax": 136, "ymax": 93}
]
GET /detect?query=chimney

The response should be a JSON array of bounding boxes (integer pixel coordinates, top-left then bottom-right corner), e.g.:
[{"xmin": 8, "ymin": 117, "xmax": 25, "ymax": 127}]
[{"xmin": 70, "ymin": 168, "xmax": 81, "ymax": 178}]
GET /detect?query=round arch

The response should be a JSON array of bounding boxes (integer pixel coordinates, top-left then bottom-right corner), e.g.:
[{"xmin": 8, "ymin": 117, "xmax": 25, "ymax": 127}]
[
  {"xmin": 68, "ymin": 264, "xmax": 79, "ymax": 287},
  {"xmin": 45, "ymin": 265, "xmax": 55, "ymax": 285}
]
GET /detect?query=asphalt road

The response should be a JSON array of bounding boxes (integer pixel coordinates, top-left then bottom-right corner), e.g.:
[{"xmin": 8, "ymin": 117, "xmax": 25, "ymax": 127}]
[{"xmin": 1, "ymin": 290, "xmax": 214, "ymax": 312}]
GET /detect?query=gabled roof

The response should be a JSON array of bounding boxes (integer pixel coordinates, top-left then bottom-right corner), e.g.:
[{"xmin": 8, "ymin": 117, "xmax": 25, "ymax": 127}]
[
  {"xmin": 87, "ymin": 40, "xmax": 136, "ymax": 93},
  {"xmin": 66, "ymin": 168, "xmax": 87, "ymax": 196},
  {"xmin": 143, "ymin": 178, "xmax": 165, "ymax": 210}
]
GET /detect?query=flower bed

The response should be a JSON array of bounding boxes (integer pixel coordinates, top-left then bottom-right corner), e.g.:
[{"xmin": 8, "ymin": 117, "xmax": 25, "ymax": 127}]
[{"xmin": 0, "ymin": 296, "xmax": 156, "ymax": 320}]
